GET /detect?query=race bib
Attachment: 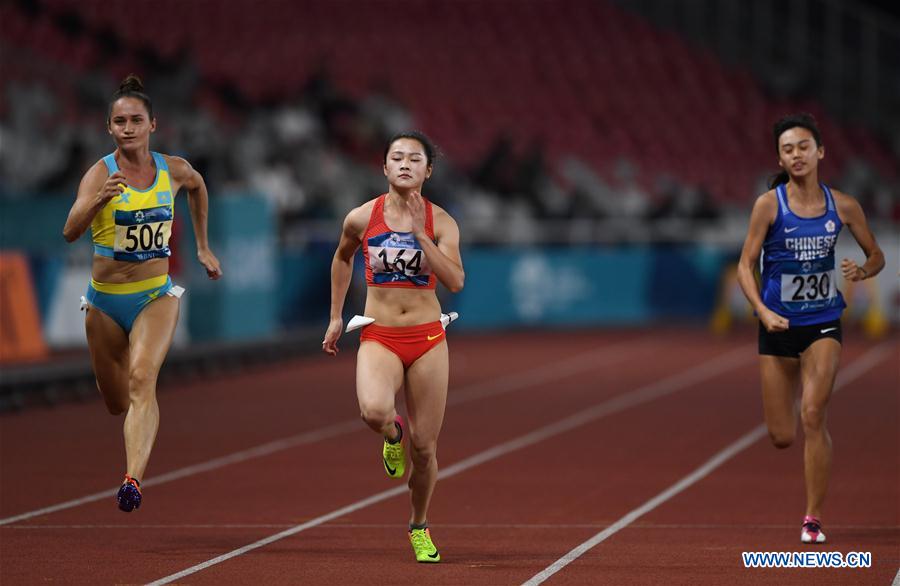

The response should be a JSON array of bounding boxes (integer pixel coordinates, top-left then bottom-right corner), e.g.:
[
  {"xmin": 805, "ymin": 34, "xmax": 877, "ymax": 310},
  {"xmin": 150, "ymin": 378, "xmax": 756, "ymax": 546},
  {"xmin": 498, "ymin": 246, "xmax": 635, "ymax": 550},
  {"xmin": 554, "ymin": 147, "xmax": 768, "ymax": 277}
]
[
  {"xmin": 113, "ymin": 206, "xmax": 173, "ymax": 261},
  {"xmin": 780, "ymin": 269, "xmax": 836, "ymax": 303},
  {"xmin": 367, "ymin": 232, "xmax": 431, "ymax": 286}
]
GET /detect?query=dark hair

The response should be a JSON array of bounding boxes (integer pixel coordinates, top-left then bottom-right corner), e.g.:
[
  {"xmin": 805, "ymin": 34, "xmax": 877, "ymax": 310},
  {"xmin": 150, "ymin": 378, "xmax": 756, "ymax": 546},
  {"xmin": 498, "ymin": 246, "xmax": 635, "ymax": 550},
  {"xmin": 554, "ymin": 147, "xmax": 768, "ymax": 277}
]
[
  {"xmin": 383, "ymin": 131, "xmax": 437, "ymax": 166},
  {"xmin": 107, "ymin": 74, "xmax": 153, "ymax": 123},
  {"xmin": 769, "ymin": 113, "xmax": 823, "ymax": 188}
]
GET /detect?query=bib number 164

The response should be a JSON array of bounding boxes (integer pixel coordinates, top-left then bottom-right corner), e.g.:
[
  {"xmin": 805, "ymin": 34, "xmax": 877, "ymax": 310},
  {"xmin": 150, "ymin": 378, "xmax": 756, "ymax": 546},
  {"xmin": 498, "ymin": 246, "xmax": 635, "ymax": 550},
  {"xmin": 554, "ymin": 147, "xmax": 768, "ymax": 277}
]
[{"xmin": 377, "ymin": 248, "xmax": 423, "ymax": 275}]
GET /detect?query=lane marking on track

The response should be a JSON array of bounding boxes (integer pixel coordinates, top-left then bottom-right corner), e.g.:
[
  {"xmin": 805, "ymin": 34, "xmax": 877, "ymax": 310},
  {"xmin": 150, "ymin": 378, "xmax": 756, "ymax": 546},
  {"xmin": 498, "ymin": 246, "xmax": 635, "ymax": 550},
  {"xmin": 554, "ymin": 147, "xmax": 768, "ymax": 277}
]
[
  {"xmin": 5, "ymin": 522, "xmax": 899, "ymax": 531},
  {"xmin": 0, "ymin": 336, "xmax": 647, "ymax": 526},
  {"xmin": 145, "ymin": 345, "xmax": 753, "ymax": 586},
  {"xmin": 521, "ymin": 343, "xmax": 892, "ymax": 586},
  {"xmin": 892, "ymin": 567, "xmax": 900, "ymax": 586}
]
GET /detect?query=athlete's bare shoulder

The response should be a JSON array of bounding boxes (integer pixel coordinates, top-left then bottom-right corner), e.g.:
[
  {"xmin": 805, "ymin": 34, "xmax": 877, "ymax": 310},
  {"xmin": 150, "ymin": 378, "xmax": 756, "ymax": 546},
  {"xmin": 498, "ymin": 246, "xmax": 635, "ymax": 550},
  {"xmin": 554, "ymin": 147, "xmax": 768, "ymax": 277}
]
[
  {"xmin": 343, "ymin": 198, "xmax": 378, "ymax": 237},
  {"xmin": 429, "ymin": 202, "xmax": 460, "ymax": 243},
  {"xmin": 755, "ymin": 188, "xmax": 778, "ymax": 205},
  {"xmin": 752, "ymin": 189, "xmax": 778, "ymax": 220},
  {"xmin": 829, "ymin": 188, "xmax": 865, "ymax": 224},
  {"xmin": 161, "ymin": 154, "xmax": 193, "ymax": 180},
  {"xmin": 430, "ymin": 202, "xmax": 459, "ymax": 227},
  {"xmin": 83, "ymin": 158, "xmax": 111, "ymax": 180},
  {"xmin": 828, "ymin": 187, "xmax": 858, "ymax": 208},
  {"xmin": 89, "ymin": 158, "xmax": 109, "ymax": 174},
  {"xmin": 77, "ymin": 159, "xmax": 110, "ymax": 194}
]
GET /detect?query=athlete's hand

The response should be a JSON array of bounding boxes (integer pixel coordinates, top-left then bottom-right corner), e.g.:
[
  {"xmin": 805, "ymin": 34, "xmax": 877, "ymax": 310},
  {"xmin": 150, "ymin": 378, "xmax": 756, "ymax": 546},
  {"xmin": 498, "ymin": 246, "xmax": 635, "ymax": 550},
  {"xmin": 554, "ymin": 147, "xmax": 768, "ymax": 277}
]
[
  {"xmin": 407, "ymin": 191, "xmax": 427, "ymax": 240},
  {"xmin": 322, "ymin": 318, "xmax": 343, "ymax": 356},
  {"xmin": 198, "ymin": 247, "xmax": 222, "ymax": 280},
  {"xmin": 760, "ymin": 308, "xmax": 789, "ymax": 333},
  {"xmin": 840, "ymin": 258, "xmax": 865, "ymax": 282},
  {"xmin": 98, "ymin": 171, "xmax": 127, "ymax": 204}
]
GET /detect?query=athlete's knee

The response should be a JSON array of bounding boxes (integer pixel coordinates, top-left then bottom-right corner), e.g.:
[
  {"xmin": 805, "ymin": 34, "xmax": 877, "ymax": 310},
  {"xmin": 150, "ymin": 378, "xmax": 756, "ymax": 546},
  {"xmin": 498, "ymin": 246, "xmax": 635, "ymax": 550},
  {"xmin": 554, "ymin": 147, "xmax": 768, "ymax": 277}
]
[
  {"xmin": 127, "ymin": 367, "xmax": 158, "ymax": 406},
  {"xmin": 769, "ymin": 429, "xmax": 795, "ymax": 449},
  {"xmin": 359, "ymin": 405, "xmax": 393, "ymax": 431},
  {"xmin": 801, "ymin": 403, "xmax": 827, "ymax": 432},
  {"xmin": 409, "ymin": 438, "xmax": 437, "ymax": 467}
]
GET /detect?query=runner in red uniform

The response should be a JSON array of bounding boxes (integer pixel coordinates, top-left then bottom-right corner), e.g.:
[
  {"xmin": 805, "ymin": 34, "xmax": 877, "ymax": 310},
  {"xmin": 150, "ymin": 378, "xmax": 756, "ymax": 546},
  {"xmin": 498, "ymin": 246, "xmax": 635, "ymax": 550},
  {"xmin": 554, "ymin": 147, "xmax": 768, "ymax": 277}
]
[{"xmin": 323, "ymin": 132, "xmax": 464, "ymax": 562}]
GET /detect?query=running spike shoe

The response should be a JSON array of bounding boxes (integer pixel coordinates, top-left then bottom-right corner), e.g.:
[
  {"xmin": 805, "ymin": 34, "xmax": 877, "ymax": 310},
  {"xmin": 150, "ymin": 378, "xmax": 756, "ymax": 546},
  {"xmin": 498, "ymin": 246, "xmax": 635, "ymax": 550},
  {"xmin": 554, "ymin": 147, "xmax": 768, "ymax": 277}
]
[
  {"xmin": 382, "ymin": 416, "xmax": 406, "ymax": 479},
  {"xmin": 801, "ymin": 515, "xmax": 826, "ymax": 543},
  {"xmin": 409, "ymin": 527, "xmax": 441, "ymax": 563},
  {"xmin": 116, "ymin": 474, "xmax": 142, "ymax": 512}
]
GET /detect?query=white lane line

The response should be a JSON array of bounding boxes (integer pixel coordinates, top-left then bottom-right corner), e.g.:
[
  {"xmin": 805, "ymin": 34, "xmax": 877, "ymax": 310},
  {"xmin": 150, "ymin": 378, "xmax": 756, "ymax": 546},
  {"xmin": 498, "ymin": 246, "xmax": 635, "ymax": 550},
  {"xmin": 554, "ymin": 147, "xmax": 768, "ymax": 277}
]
[
  {"xmin": 521, "ymin": 343, "xmax": 892, "ymax": 586},
  {"xmin": 146, "ymin": 345, "xmax": 753, "ymax": 586},
  {"xmin": 892, "ymin": 567, "xmax": 900, "ymax": 586},
  {"xmin": 0, "ymin": 337, "xmax": 645, "ymax": 526},
  {"xmin": 6, "ymin": 522, "xmax": 897, "ymax": 531},
  {"xmin": 0, "ymin": 419, "xmax": 360, "ymax": 526},
  {"xmin": 446, "ymin": 337, "xmax": 640, "ymax": 405}
]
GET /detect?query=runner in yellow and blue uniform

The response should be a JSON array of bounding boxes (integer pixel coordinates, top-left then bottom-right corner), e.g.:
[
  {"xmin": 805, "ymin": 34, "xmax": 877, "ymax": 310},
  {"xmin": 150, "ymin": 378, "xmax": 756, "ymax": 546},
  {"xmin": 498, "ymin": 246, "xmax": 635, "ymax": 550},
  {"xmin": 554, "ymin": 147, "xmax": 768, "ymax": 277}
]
[
  {"xmin": 63, "ymin": 75, "xmax": 222, "ymax": 512},
  {"xmin": 737, "ymin": 113, "xmax": 884, "ymax": 544}
]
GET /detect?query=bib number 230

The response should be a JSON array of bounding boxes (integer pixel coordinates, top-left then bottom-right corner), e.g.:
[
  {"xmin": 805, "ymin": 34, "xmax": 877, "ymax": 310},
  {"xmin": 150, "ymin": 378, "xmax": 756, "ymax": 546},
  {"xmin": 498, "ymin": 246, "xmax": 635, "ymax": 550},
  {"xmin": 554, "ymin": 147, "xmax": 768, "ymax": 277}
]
[{"xmin": 788, "ymin": 272, "xmax": 832, "ymax": 301}]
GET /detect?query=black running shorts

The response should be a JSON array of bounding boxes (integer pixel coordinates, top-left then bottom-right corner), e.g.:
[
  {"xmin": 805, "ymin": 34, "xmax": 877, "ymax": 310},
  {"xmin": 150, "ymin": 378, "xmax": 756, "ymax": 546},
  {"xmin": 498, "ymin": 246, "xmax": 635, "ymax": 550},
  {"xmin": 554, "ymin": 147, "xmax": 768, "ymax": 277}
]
[{"xmin": 758, "ymin": 319, "xmax": 842, "ymax": 358}]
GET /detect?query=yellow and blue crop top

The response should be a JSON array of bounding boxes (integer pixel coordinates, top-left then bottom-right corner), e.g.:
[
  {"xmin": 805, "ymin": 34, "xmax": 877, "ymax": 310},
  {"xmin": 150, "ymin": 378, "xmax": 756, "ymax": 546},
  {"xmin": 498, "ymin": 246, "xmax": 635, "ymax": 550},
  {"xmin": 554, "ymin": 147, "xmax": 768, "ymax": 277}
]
[{"xmin": 91, "ymin": 152, "xmax": 174, "ymax": 262}]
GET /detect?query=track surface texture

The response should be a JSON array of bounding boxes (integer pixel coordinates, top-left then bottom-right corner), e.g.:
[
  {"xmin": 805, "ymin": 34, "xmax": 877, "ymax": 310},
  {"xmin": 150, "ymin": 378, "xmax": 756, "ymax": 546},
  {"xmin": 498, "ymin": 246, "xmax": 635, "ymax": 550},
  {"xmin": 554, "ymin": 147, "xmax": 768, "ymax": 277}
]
[{"xmin": 2, "ymin": 328, "xmax": 897, "ymax": 585}]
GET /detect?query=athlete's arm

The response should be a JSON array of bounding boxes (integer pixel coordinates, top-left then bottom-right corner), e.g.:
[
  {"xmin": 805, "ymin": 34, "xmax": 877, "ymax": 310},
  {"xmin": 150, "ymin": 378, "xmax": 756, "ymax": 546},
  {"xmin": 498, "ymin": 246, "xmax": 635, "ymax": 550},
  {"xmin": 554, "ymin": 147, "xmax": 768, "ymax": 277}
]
[
  {"xmin": 737, "ymin": 192, "xmax": 788, "ymax": 332},
  {"xmin": 407, "ymin": 193, "xmax": 465, "ymax": 292},
  {"xmin": 834, "ymin": 191, "xmax": 885, "ymax": 282},
  {"xmin": 62, "ymin": 162, "xmax": 125, "ymax": 242},
  {"xmin": 323, "ymin": 207, "xmax": 366, "ymax": 355},
  {"xmin": 168, "ymin": 156, "xmax": 222, "ymax": 280}
]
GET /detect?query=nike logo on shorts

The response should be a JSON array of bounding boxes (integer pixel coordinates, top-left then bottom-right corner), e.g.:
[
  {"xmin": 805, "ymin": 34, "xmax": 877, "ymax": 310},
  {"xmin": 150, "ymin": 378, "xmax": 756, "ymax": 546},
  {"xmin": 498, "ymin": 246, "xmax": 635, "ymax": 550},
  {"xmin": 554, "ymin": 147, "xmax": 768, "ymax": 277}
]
[
  {"xmin": 820, "ymin": 327, "xmax": 837, "ymax": 333},
  {"xmin": 784, "ymin": 226, "xmax": 799, "ymax": 233},
  {"xmin": 427, "ymin": 332, "xmax": 444, "ymax": 341}
]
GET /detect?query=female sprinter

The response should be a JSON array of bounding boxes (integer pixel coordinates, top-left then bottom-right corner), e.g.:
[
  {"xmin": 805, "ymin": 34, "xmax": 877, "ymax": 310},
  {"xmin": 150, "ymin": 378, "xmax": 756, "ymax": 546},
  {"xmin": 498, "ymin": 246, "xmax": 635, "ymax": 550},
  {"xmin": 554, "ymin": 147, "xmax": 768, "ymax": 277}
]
[
  {"xmin": 322, "ymin": 131, "xmax": 464, "ymax": 563},
  {"xmin": 62, "ymin": 75, "xmax": 222, "ymax": 512},
  {"xmin": 737, "ymin": 113, "xmax": 884, "ymax": 543}
]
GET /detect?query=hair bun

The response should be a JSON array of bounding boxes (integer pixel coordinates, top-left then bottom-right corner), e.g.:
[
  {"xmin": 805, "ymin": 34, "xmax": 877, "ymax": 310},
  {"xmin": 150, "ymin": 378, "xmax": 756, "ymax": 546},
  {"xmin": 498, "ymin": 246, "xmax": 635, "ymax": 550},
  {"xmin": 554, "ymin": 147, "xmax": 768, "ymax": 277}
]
[{"xmin": 119, "ymin": 74, "xmax": 144, "ymax": 93}]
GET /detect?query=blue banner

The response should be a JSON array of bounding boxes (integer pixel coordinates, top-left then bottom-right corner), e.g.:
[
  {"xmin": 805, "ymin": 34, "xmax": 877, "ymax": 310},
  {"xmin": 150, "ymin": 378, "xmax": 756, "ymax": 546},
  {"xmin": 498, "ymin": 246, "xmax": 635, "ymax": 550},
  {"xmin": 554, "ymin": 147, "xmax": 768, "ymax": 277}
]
[{"xmin": 451, "ymin": 246, "xmax": 728, "ymax": 329}]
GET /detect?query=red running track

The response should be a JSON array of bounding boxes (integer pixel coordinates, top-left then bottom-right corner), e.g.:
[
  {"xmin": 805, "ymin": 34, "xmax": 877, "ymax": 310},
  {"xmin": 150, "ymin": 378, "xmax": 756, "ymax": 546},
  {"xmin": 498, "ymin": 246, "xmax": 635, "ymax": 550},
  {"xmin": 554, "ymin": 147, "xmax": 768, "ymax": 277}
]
[{"xmin": 1, "ymin": 328, "xmax": 897, "ymax": 585}]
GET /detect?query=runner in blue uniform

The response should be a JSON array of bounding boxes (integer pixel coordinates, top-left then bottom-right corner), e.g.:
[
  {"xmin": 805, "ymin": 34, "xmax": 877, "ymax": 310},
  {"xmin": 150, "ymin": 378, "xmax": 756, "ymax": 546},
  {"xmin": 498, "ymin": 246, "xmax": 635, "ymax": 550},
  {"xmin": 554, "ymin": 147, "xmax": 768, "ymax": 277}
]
[{"xmin": 737, "ymin": 113, "xmax": 884, "ymax": 543}]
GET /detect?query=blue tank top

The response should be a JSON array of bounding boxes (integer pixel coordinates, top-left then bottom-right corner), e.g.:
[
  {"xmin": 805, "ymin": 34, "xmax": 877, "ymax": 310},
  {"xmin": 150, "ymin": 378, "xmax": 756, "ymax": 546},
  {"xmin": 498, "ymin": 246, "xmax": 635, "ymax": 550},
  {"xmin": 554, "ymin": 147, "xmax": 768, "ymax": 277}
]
[{"xmin": 760, "ymin": 183, "xmax": 846, "ymax": 326}]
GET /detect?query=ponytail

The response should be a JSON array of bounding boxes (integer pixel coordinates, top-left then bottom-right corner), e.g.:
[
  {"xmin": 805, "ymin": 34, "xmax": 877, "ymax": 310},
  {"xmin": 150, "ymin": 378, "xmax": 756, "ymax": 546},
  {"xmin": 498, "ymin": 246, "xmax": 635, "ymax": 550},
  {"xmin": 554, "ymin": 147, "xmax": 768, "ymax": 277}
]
[{"xmin": 768, "ymin": 171, "xmax": 789, "ymax": 189}]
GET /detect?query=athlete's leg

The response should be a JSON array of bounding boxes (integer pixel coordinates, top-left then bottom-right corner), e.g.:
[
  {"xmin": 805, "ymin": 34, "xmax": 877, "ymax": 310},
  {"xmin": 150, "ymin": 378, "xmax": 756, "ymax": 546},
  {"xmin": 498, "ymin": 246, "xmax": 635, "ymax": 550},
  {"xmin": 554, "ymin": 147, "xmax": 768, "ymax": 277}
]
[
  {"xmin": 124, "ymin": 295, "xmax": 179, "ymax": 481},
  {"xmin": 760, "ymin": 355, "xmax": 801, "ymax": 448},
  {"xmin": 798, "ymin": 338, "xmax": 841, "ymax": 519},
  {"xmin": 403, "ymin": 341, "xmax": 448, "ymax": 526},
  {"xmin": 357, "ymin": 341, "xmax": 405, "ymax": 439},
  {"xmin": 85, "ymin": 307, "xmax": 130, "ymax": 415}
]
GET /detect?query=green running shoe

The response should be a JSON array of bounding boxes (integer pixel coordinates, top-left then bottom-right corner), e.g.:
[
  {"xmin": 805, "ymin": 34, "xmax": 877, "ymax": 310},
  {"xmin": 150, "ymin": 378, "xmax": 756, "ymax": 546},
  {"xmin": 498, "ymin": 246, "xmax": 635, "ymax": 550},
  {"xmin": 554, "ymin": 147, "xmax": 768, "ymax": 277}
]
[
  {"xmin": 409, "ymin": 527, "xmax": 441, "ymax": 563},
  {"xmin": 382, "ymin": 415, "xmax": 406, "ymax": 479}
]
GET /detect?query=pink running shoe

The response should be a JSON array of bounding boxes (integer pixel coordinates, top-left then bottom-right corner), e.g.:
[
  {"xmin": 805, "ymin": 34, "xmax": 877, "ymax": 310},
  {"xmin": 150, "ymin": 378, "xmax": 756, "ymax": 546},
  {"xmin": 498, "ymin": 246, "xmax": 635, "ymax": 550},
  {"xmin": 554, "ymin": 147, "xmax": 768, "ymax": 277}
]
[{"xmin": 801, "ymin": 516, "xmax": 826, "ymax": 543}]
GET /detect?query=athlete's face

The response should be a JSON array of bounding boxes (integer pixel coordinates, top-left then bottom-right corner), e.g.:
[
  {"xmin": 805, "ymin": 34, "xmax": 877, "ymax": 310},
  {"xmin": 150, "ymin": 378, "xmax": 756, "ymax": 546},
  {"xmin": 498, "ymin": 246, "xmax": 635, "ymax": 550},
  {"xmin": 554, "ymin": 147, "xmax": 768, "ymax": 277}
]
[
  {"xmin": 384, "ymin": 138, "xmax": 432, "ymax": 189},
  {"xmin": 108, "ymin": 97, "xmax": 156, "ymax": 151},
  {"xmin": 777, "ymin": 127, "xmax": 823, "ymax": 180}
]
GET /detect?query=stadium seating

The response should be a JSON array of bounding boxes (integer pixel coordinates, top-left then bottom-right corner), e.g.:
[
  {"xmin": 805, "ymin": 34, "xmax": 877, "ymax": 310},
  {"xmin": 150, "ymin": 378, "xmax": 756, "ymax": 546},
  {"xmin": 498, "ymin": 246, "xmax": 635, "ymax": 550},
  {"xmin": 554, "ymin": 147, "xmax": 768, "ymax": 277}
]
[{"xmin": 4, "ymin": 0, "xmax": 895, "ymax": 202}]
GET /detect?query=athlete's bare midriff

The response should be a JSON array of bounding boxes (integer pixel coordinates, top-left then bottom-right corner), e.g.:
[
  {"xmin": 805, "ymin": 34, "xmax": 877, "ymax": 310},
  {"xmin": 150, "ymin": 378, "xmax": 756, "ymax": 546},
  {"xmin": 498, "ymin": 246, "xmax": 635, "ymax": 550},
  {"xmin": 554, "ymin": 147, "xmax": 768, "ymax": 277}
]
[
  {"xmin": 364, "ymin": 286, "xmax": 442, "ymax": 327},
  {"xmin": 91, "ymin": 255, "xmax": 169, "ymax": 283}
]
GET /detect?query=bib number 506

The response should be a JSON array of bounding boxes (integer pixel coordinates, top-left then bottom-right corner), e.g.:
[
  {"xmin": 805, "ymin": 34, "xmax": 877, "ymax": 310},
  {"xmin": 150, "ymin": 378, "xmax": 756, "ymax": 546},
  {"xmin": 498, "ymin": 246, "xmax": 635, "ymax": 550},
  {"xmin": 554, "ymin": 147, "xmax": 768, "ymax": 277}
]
[{"xmin": 123, "ymin": 223, "xmax": 165, "ymax": 252}]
